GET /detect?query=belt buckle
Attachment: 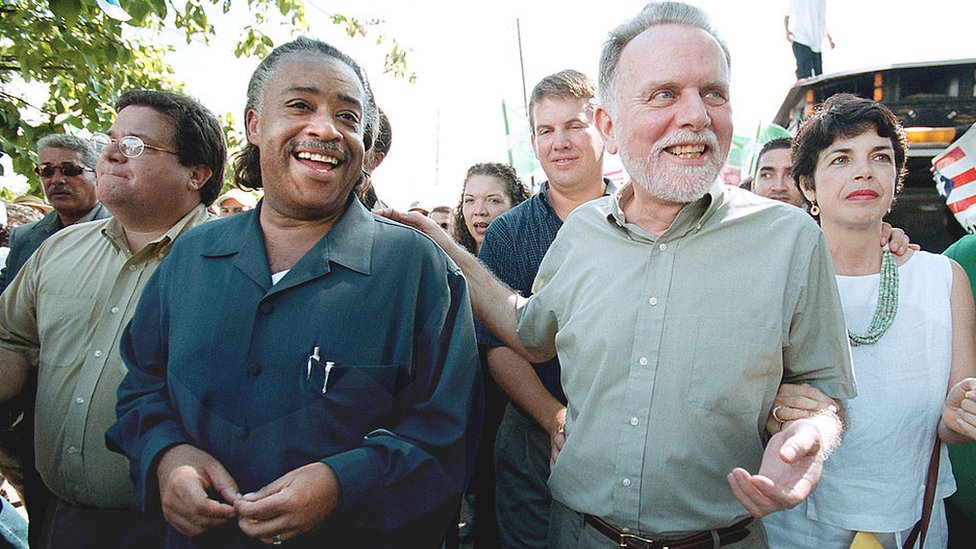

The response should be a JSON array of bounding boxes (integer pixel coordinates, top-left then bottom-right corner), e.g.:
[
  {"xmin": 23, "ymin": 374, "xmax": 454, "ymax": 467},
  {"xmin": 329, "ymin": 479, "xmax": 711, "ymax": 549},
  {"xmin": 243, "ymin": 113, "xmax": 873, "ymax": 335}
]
[{"xmin": 619, "ymin": 532, "xmax": 665, "ymax": 549}]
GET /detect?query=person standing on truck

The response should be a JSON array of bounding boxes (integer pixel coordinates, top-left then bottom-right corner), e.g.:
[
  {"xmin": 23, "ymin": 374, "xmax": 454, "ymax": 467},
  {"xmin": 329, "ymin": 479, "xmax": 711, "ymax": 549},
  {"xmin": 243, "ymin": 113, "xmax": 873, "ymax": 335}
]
[{"xmin": 785, "ymin": 0, "xmax": 834, "ymax": 79}]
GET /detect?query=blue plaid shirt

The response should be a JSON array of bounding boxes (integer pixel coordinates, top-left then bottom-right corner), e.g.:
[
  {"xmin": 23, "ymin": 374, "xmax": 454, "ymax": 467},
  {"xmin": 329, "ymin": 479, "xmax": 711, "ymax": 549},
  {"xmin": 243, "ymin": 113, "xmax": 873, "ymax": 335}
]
[{"xmin": 476, "ymin": 179, "xmax": 614, "ymax": 404}]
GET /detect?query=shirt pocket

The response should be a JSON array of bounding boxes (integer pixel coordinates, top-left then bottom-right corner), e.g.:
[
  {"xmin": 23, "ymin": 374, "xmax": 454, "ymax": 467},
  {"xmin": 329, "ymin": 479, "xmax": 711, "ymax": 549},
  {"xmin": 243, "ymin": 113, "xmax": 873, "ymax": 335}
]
[
  {"xmin": 36, "ymin": 294, "xmax": 96, "ymax": 368},
  {"xmin": 686, "ymin": 316, "xmax": 781, "ymax": 418},
  {"xmin": 303, "ymin": 364, "xmax": 402, "ymax": 432}
]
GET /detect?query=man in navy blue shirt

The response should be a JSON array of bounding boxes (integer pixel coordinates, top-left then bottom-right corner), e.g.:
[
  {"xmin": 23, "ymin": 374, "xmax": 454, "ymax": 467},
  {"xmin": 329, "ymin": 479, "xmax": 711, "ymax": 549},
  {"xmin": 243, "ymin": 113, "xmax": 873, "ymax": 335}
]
[
  {"xmin": 476, "ymin": 69, "xmax": 613, "ymax": 549},
  {"xmin": 107, "ymin": 38, "xmax": 481, "ymax": 548}
]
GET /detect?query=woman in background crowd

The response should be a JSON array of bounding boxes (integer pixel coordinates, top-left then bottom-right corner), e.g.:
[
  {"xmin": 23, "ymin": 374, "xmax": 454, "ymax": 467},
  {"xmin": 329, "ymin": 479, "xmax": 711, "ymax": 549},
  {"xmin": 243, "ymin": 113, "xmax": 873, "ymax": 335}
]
[
  {"xmin": 764, "ymin": 94, "xmax": 976, "ymax": 548},
  {"xmin": 444, "ymin": 161, "xmax": 527, "ymax": 547},
  {"xmin": 451, "ymin": 163, "xmax": 529, "ymax": 255}
]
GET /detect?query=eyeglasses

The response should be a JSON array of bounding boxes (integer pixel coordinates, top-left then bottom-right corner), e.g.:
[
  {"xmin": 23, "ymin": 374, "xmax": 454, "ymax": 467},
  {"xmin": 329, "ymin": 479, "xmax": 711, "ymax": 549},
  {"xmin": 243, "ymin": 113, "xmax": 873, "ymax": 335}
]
[
  {"xmin": 34, "ymin": 162, "xmax": 92, "ymax": 178},
  {"xmin": 90, "ymin": 133, "xmax": 178, "ymax": 159}
]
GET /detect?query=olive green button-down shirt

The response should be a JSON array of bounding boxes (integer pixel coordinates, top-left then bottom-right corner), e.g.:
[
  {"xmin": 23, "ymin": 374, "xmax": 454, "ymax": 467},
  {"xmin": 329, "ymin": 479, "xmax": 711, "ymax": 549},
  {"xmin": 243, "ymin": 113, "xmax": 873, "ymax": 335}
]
[
  {"xmin": 516, "ymin": 182, "xmax": 856, "ymax": 536},
  {"xmin": 0, "ymin": 204, "xmax": 212, "ymax": 508}
]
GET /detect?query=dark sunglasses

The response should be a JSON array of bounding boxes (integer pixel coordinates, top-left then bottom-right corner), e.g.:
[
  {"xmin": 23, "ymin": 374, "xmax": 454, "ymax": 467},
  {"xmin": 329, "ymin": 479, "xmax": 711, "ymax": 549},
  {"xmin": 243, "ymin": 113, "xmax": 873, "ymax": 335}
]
[{"xmin": 34, "ymin": 162, "xmax": 92, "ymax": 178}]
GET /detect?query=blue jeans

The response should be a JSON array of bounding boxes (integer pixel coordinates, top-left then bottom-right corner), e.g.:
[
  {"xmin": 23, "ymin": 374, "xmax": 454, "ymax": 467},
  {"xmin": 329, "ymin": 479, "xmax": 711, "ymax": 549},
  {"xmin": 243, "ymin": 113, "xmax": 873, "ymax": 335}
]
[
  {"xmin": 0, "ymin": 497, "xmax": 27, "ymax": 549},
  {"xmin": 494, "ymin": 405, "xmax": 551, "ymax": 549}
]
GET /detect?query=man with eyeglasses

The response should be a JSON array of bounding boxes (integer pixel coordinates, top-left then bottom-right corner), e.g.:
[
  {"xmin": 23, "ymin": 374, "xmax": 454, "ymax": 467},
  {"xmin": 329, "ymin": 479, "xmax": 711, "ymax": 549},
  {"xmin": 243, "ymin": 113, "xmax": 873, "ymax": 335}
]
[
  {"xmin": 0, "ymin": 89, "xmax": 224, "ymax": 548},
  {"xmin": 0, "ymin": 134, "xmax": 109, "ymax": 293}
]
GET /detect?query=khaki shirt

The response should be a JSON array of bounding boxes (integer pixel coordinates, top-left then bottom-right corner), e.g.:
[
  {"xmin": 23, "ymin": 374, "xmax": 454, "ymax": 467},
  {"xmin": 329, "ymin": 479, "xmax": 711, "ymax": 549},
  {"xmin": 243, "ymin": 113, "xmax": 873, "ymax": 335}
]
[
  {"xmin": 0, "ymin": 204, "xmax": 212, "ymax": 508},
  {"xmin": 517, "ymin": 182, "xmax": 856, "ymax": 535}
]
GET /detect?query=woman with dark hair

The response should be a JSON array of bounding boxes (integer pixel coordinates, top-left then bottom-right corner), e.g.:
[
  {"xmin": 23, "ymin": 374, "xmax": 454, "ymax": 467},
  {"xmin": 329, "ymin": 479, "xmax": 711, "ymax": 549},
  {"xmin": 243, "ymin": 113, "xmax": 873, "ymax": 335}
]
[
  {"xmin": 764, "ymin": 94, "xmax": 976, "ymax": 548},
  {"xmin": 451, "ymin": 163, "xmax": 529, "ymax": 255}
]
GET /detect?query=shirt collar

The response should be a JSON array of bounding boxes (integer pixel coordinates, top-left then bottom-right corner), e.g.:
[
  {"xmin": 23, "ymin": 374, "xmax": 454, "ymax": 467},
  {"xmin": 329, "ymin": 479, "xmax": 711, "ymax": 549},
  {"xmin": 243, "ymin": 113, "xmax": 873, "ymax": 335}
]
[
  {"xmin": 102, "ymin": 203, "xmax": 212, "ymax": 257},
  {"xmin": 198, "ymin": 195, "xmax": 374, "ymax": 278},
  {"xmin": 75, "ymin": 203, "xmax": 104, "ymax": 224},
  {"xmin": 605, "ymin": 180, "xmax": 722, "ymax": 239},
  {"xmin": 318, "ymin": 196, "xmax": 374, "ymax": 276},
  {"xmin": 539, "ymin": 178, "xmax": 617, "ymax": 211}
]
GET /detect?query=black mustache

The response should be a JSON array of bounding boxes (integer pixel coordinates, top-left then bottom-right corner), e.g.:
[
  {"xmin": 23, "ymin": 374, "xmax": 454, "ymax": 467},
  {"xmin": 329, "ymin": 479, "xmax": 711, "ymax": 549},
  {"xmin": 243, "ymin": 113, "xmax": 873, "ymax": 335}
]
[{"xmin": 290, "ymin": 140, "xmax": 348, "ymax": 162}]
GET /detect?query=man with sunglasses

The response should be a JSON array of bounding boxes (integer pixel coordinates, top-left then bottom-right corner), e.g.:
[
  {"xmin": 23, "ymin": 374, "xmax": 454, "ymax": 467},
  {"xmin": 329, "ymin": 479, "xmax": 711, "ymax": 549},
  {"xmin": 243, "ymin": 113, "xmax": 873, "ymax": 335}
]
[
  {"xmin": 0, "ymin": 89, "xmax": 224, "ymax": 548},
  {"xmin": 0, "ymin": 134, "xmax": 109, "ymax": 293}
]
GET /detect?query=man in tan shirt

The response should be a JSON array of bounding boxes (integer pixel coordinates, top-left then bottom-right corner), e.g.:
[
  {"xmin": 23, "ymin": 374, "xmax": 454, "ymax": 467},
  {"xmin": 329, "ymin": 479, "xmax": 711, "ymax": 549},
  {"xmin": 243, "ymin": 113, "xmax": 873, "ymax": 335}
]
[{"xmin": 0, "ymin": 89, "xmax": 225, "ymax": 548}]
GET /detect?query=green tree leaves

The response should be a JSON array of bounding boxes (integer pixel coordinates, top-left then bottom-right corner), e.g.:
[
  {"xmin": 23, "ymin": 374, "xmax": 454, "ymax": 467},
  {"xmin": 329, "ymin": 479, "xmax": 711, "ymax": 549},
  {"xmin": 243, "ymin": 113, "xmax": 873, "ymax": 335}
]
[{"xmin": 0, "ymin": 0, "xmax": 412, "ymax": 197}]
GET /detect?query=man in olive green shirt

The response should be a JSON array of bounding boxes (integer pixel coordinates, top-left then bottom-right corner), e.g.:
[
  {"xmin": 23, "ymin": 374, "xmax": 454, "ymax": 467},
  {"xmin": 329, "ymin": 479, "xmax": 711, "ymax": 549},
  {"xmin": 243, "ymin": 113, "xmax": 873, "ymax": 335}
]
[
  {"xmin": 382, "ymin": 3, "xmax": 854, "ymax": 548},
  {"xmin": 0, "ymin": 89, "xmax": 225, "ymax": 548}
]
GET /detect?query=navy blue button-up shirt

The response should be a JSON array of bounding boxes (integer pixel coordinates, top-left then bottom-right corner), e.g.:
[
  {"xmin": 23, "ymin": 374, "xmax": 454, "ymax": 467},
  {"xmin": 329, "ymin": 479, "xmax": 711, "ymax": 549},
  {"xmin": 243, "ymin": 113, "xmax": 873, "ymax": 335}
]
[
  {"xmin": 107, "ymin": 199, "xmax": 481, "ymax": 548},
  {"xmin": 476, "ymin": 180, "xmax": 613, "ymax": 404}
]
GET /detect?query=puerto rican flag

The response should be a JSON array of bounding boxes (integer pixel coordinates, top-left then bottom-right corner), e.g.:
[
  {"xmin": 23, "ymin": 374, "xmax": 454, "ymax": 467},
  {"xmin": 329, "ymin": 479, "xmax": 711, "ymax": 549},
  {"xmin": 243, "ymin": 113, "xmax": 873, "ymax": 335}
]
[{"xmin": 933, "ymin": 124, "xmax": 976, "ymax": 231}]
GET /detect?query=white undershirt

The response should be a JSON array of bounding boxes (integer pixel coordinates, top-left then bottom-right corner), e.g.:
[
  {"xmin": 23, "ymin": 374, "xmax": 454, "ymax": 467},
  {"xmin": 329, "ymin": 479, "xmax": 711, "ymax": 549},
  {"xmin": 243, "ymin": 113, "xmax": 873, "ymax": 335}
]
[{"xmin": 271, "ymin": 270, "xmax": 289, "ymax": 285}]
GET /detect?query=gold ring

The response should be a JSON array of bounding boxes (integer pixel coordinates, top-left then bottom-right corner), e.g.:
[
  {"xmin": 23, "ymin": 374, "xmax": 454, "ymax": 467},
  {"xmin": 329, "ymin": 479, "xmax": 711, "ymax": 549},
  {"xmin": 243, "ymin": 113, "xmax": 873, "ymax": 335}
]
[
  {"xmin": 771, "ymin": 405, "xmax": 786, "ymax": 423},
  {"xmin": 273, "ymin": 534, "xmax": 282, "ymax": 546}
]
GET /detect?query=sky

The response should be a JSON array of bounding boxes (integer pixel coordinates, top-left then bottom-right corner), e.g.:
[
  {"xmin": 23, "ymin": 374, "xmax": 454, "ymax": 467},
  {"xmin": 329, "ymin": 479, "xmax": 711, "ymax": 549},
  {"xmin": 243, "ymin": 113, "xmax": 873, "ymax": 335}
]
[{"xmin": 6, "ymin": 0, "xmax": 976, "ymax": 208}]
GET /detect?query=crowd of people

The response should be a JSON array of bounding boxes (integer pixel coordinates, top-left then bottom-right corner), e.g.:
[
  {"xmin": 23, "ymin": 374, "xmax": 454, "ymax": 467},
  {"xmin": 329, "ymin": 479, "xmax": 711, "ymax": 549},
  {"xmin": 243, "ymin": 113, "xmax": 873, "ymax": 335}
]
[{"xmin": 0, "ymin": 1, "xmax": 974, "ymax": 549}]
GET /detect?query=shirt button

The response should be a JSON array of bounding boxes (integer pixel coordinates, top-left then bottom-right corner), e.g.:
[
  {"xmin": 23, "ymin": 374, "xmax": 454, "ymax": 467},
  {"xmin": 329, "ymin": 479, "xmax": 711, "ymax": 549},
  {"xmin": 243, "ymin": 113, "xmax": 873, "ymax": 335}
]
[
  {"xmin": 67, "ymin": 446, "xmax": 79, "ymax": 454},
  {"xmin": 75, "ymin": 397, "xmax": 85, "ymax": 405},
  {"xmin": 659, "ymin": 243, "xmax": 668, "ymax": 251},
  {"xmin": 128, "ymin": 265, "xmax": 137, "ymax": 272},
  {"xmin": 648, "ymin": 297, "xmax": 658, "ymax": 306},
  {"xmin": 236, "ymin": 428, "xmax": 250, "ymax": 440},
  {"xmin": 639, "ymin": 357, "xmax": 648, "ymax": 366},
  {"xmin": 630, "ymin": 417, "xmax": 639, "ymax": 426},
  {"xmin": 622, "ymin": 478, "xmax": 631, "ymax": 487},
  {"xmin": 110, "ymin": 306, "xmax": 120, "ymax": 314},
  {"xmin": 94, "ymin": 350, "xmax": 103, "ymax": 357},
  {"xmin": 246, "ymin": 363, "xmax": 261, "ymax": 376},
  {"xmin": 259, "ymin": 302, "xmax": 274, "ymax": 314}
]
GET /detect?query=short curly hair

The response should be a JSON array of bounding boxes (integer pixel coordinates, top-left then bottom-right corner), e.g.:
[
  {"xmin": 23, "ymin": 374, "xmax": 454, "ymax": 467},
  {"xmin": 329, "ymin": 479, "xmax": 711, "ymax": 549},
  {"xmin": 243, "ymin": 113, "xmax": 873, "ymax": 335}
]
[
  {"xmin": 792, "ymin": 93, "xmax": 907, "ymax": 203},
  {"xmin": 451, "ymin": 162, "xmax": 530, "ymax": 254}
]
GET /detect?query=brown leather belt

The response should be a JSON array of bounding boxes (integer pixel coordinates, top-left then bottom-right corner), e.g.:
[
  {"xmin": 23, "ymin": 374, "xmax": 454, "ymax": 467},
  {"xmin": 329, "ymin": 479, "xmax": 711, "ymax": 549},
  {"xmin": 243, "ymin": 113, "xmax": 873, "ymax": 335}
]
[{"xmin": 583, "ymin": 514, "xmax": 753, "ymax": 549}]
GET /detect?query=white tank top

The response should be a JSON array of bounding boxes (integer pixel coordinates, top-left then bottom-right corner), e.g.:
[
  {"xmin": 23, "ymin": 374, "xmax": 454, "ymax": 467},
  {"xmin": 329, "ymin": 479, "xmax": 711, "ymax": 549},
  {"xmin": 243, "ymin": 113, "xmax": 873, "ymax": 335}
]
[{"xmin": 806, "ymin": 251, "xmax": 957, "ymax": 532}]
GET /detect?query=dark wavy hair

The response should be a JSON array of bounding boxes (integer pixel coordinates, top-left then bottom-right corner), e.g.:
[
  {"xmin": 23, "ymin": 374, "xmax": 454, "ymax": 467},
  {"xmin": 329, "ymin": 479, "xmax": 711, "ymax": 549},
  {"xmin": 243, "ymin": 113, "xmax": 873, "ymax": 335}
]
[
  {"xmin": 233, "ymin": 37, "xmax": 378, "ymax": 191},
  {"xmin": 116, "ymin": 90, "xmax": 226, "ymax": 206},
  {"xmin": 451, "ymin": 162, "xmax": 530, "ymax": 254},
  {"xmin": 792, "ymin": 93, "xmax": 907, "ymax": 207}
]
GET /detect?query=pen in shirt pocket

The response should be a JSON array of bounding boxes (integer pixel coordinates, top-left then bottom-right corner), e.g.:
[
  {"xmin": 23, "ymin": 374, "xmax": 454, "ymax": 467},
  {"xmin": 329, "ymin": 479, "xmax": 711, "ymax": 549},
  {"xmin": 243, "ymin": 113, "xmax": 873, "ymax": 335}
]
[{"xmin": 306, "ymin": 346, "xmax": 334, "ymax": 394}]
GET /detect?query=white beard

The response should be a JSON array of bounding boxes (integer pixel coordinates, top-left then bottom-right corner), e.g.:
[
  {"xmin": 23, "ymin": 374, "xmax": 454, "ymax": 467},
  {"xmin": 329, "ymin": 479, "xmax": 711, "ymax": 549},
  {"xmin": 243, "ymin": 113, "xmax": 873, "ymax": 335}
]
[{"xmin": 622, "ymin": 129, "xmax": 724, "ymax": 203}]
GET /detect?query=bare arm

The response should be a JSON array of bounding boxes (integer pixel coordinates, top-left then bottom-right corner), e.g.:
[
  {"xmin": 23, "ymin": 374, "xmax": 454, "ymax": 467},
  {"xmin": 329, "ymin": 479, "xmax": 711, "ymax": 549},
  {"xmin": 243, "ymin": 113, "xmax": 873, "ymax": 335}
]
[
  {"xmin": 376, "ymin": 209, "xmax": 538, "ymax": 361},
  {"xmin": 939, "ymin": 260, "xmax": 976, "ymax": 444},
  {"xmin": 0, "ymin": 347, "xmax": 28, "ymax": 402},
  {"xmin": 486, "ymin": 346, "xmax": 566, "ymax": 466},
  {"xmin": 784, "ymin": 16, "xmax": 792, "ymax": 42}
]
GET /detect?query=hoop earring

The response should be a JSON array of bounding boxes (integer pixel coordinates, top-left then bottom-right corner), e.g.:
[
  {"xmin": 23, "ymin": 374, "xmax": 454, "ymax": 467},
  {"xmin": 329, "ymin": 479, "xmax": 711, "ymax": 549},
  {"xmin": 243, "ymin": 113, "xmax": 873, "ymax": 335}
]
[{"xmin": 809, "ymin": 202, "xmax": 820, "ymax": 216}]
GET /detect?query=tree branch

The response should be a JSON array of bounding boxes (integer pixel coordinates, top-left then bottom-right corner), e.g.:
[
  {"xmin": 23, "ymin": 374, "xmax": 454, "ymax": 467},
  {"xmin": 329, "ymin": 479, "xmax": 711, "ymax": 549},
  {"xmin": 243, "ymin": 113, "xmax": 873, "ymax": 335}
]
[{"xmin": 0, "ymin": 89, "xmax": 53, "ymax": 115}]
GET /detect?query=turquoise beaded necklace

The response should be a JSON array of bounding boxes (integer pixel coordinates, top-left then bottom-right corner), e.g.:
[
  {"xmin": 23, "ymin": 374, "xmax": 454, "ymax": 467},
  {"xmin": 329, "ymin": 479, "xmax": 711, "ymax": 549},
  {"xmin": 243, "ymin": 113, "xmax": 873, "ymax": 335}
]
[{"xmin": 848, "ymin": 248, "xmax": 899, "ymax": 346}]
